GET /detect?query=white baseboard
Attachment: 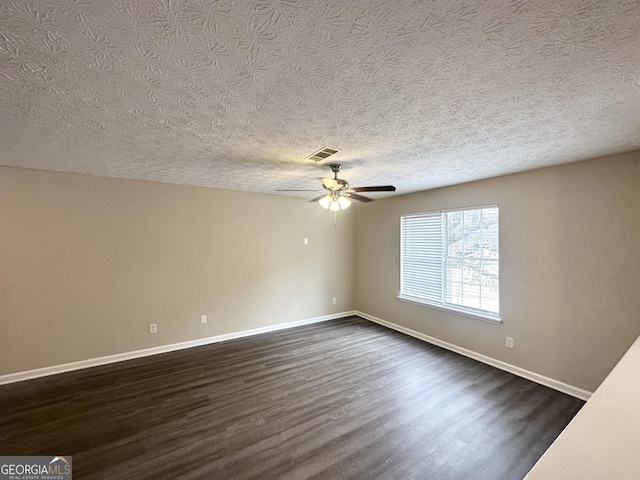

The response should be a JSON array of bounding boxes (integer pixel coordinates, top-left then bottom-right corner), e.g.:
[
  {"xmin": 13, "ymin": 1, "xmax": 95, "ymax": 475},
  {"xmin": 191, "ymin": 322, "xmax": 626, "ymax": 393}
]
[
  {"xmin": 1, "ymin": 310, "xmax": 592, "ymax": 401},
  {"xmin": 355, "ymin": 310, "xmax": 592, "ymax": 401},
  {"xmin": 0, "ymin": 311, "xmax": 355, "ymax": 386}
]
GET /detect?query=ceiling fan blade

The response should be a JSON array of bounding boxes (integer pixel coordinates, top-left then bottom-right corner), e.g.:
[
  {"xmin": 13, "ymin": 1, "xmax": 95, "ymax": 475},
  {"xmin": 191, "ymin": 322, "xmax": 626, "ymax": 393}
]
[
  {"xmin": 276, "ymin": 189, "xmax": 324, "ymax": 192},
  {"xmin": 346, "ymin": 193, "xmax": 373, "ymax": 203},
  {"xmin": 308, "ymin": 195, "xmax": 328, "ymax": 203},
  {"xmin": 348, "ymin": 185, "xmax": 396, "ymax": 192}
]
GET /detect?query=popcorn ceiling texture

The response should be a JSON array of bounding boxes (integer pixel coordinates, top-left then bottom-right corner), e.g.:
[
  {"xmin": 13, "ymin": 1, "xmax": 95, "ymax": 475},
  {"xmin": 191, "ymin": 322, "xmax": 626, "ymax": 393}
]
[{"xmin": 0, "ymin": 0, "xmax": 639, "ymax": 196}]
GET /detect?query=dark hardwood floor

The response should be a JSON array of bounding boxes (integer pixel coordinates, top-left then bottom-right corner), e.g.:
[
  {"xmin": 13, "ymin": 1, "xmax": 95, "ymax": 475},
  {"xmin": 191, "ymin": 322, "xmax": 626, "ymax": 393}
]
[{"xmin": 0, "ymin": 316, "xmax": 583, "ymax": 479}]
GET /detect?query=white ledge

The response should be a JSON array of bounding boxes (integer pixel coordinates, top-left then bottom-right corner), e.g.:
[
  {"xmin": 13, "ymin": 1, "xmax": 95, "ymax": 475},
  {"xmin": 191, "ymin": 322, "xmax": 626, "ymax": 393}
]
[{"xmin": 524, "ymin": 333, "xmax": 640, "ymax": 479}]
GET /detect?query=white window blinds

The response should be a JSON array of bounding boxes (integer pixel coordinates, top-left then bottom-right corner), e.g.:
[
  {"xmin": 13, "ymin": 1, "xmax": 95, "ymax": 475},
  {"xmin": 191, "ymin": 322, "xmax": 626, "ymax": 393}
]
[{"xmin": 400, "ymin": 212, "xmax": 443, "ymax": 303}]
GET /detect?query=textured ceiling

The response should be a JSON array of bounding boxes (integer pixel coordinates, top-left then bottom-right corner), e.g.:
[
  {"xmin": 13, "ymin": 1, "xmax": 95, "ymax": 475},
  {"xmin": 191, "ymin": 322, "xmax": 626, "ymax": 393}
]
[{"xmin": 1, "ymin": 0, "xmax": 640, "ymax": 198}]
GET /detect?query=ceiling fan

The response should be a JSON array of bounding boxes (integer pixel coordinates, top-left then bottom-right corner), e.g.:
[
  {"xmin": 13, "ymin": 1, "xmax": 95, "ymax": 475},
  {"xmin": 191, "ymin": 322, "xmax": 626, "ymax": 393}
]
[{"xmin": 277, "ymin": 164, "xmax": 396, "ymax": 211}]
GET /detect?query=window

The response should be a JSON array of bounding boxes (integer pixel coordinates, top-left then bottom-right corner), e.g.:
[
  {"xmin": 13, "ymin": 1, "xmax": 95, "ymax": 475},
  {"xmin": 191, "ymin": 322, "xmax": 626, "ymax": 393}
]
[{"xmin": 399, "ymin": 205, "xmax": 500, "ymax": 321}]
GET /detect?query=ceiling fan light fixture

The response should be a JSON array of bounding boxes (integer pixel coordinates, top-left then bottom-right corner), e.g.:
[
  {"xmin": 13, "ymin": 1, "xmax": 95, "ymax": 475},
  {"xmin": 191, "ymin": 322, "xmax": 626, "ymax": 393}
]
[
  {"xmin": 328, "ymin": 200, "xmax": 342, "ymax": 212},
  {"xmin": 319, "ymin": 195, "xmax": 333, "ymax": 209},
  {"xmin": 338, "ymin": 196, "xmax": 351, "ymax": 210},
  {"xmin": 321, "ymin": 193, "xmax": 351, "ymax": 211}
]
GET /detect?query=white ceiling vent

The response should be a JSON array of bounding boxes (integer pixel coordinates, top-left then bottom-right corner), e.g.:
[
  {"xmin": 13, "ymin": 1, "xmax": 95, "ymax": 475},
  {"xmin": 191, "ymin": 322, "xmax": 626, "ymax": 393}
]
[{"xmin": 306, "ymin": 147, "xmax": 339, "ymax": 162}]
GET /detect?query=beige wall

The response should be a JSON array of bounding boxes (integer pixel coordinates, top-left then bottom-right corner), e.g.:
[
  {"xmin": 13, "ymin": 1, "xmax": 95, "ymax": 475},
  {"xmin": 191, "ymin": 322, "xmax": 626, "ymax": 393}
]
[
  {"xmin": 0, "ymin": 167, "xmax": 354, "ymax": 376},
  {"xmin": 3, "ymin": 152, "xmax": 640, "ymax": 390},
  {"xmin": 354, "ymin": 151, "xmax": 640, "ymax": 392}
]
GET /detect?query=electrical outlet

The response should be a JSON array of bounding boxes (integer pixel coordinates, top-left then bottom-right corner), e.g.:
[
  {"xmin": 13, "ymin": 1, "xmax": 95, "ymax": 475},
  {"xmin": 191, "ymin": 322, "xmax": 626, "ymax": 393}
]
[
  {"xmin": 332, "ymin": 297, "xmax": 337, "ymax": 305},
  {"xmin": 506, "ymin": 336, "xmax": 514, "ymax": 349},
  {"xmin": 304, "ymin": 237, "xmax": 309, "ymax": 245},
  {"xmin": 149, "ymin": 323, "xmax": 157, "ymax": 334},
  {"xmin": 200, "ymin": 314, "xmax": 207, "ymax": 324}
]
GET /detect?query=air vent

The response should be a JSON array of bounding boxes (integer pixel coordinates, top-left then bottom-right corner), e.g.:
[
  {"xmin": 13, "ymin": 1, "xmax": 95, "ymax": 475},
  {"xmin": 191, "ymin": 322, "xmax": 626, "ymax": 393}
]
[{"xmin": 307, "ymin": 147, "xmax": 339, "ymax": 162}]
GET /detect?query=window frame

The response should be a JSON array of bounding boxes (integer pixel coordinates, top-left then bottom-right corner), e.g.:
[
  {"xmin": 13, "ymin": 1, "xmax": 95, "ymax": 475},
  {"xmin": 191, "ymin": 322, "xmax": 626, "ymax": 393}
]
[{"xmin": 398, "ymin": 204, "xmax": 501, "ymax": 324}]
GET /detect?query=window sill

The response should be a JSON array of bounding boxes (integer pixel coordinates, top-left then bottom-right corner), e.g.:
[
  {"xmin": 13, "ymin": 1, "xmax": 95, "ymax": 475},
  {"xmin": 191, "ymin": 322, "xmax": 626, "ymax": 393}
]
[{"xmin": 397, "ymin": 295, "xmax": 503, "ymax": 324}]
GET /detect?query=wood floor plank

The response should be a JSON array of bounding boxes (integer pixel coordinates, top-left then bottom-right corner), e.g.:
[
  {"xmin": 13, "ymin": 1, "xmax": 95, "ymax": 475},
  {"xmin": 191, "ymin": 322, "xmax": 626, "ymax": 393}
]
[{"xmin": 0, "ymin": 316, "xmax": 583, "ymax": 479}]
